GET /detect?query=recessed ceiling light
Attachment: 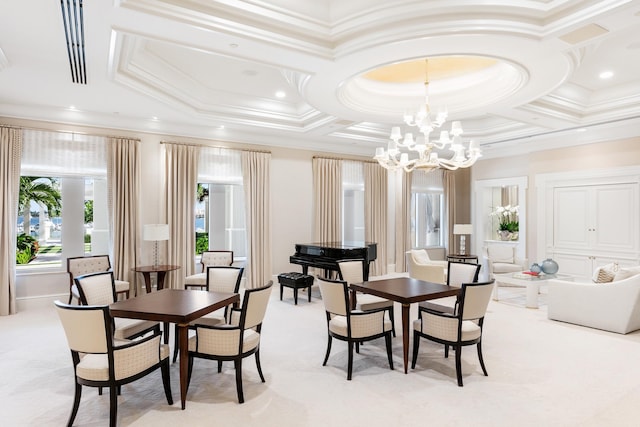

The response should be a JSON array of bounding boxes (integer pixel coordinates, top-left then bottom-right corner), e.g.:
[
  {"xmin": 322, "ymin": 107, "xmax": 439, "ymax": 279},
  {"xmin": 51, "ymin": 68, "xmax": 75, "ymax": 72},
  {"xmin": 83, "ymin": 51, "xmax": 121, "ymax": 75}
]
[
  {"xmin": 69, "ymin": 105, "xmax": 77, "ymax": 110},
  {"xmin": 275, "ymin": 90, "xmax": 286, "ymax": 98},
  {"xmin": 151, "ymin": 116, "xmax": 159, "ymax": 121},
  {"xmin": 599, "ymin": 71, "xmax": 614, "ymax": 79},
  {"xmin": 229, "ymin": 43, "xmax": 238, "ymax": 48},
  {"xmin": 576, "ymin": 128, "xmax": 587, "ymax": 132},
  {"xmin": 216, "ymin": 125, "xmax": 225, "ymax": 130}
]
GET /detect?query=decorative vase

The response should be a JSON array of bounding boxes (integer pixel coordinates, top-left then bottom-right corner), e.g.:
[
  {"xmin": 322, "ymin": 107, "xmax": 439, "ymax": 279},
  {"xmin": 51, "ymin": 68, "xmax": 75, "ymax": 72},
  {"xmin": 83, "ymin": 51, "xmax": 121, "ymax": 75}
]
[
  {"xmin": 530, "ymin": 263, "xmax": 542, "ymax": 274},
  {"xmin": 541, "ymin": 258, "xmax": 559, "ymax": 275},
  {"xmin": 498, "ymin": 230, "xmax": 512, "ymax": 241},
  {"xmin": 510, "ymin": 232, "xmax": 519, "ymax": 241}
]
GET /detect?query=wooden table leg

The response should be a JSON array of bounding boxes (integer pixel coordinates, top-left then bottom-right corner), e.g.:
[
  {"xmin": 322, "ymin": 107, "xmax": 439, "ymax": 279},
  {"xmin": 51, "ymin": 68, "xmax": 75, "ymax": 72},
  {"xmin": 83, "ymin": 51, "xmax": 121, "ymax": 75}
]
[
  {"xmin": 178, "ymin": 322, "xmax": 189, "ymax": 410},
  {"xmin": 157, "ymin": 271, "xmax": 168, "ymax": 290},
  {"xmin": 402, "ymin": 303, "xmax": 410, "ymax": 374},
  {"xmin": 141, "ymin": 272, "xmax": 152, "ymax": 293}
]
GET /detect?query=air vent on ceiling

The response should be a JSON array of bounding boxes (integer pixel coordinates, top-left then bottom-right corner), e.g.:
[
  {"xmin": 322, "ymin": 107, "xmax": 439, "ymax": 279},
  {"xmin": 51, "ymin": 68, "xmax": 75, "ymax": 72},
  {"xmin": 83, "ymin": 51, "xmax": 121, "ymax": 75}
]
[
  {"xmin": 559, "ymin": 23, "xmax": 609, "ymax": 45},
  {"xmin": 59, "ymin": 0, "xmax": 86, "ymax": 84}
]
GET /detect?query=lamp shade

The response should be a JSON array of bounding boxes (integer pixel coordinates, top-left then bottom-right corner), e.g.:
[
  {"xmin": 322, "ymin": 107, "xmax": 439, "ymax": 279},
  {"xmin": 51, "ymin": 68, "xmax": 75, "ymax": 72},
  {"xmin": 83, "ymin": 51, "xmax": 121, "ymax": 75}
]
[
  {"xmin": 143, "ymin": 224, "xmax": 169, "ymax": 241},
  {"xmin": 453, "ymin": 224, "xmax": 473, "ymax": 235}
]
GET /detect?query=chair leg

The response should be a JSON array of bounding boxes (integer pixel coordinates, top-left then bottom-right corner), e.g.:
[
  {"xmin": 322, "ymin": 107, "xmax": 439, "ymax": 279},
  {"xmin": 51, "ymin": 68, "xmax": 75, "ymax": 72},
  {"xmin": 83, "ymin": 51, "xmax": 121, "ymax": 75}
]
[
  {"xmin": 347, "ymin": 341, "xmax": 354, "ymax": 381},
  {"xmin": 477, "ymin": 342, "xmax": 488, "ymax": 376},
  {"xmin": 161, "ymin": 358, "xmax": 173, "ymax": 405},
  {"xmin": 455, "ymin": 345, "xmax": 463, "ymax": 387},
  {"xmin": 388, "ymin": 307, "xmax": 396, "ymax": 337},
  {"xmin": 255, "ymin": 349, "xmax": 265, "ymax": 382},
  {"xmin": 234, "ymin": 359, "xmax": 245, "ymax": 404},
  {"xmin": 322, "ymin": 335, "xmax": 332, "ymax": 366},
  {"xmin": 172, "ymin": 325, "xmax": 179, "ymax": 363},
  {"xmin": 109, "ymin": 385, "xmax": 118, "ymax": 427},
  {"xmin": 66, "ymin": 382, "xmax": 82, "ymax": 427},
  {"xmin": 445, "ymin": 344, "xmax": 450, "ymax": 358},
  {"xmin": 385, "ymin": 332, "xmax": 394, "ymax": 370},
  {"xmin": 411, "ymin": 330, "xmax": 420, "ymax": 369},
  {"xmin": 217, "ymin": 360, "xmax": 223, "ymax": 373},
  {"xmin": 355, "ymin": 341, "xmax": 360, "ymax": 353}
]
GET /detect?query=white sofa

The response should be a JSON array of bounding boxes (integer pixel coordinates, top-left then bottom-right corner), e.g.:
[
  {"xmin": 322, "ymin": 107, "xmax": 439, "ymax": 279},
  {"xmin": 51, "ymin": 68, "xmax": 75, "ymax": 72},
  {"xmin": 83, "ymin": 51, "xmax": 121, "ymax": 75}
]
[{"xmin": 547, "ymin": 272, "xmax": 640, "ymax": 334}]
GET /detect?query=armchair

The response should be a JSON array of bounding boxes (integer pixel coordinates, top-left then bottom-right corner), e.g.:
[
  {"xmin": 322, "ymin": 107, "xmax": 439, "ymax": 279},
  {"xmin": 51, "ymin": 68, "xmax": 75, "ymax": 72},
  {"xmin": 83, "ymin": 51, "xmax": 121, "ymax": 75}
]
[
  {"xmin": 184, "ymin": 250, "xmax": 234, "ymax": 289},
  {"xmin": 406, "ymin": 249, "xmax": 448, "ymax": 284},
  {"xmin": 482, "ymin": 245, "xmax": 527, "ymax": 279},
  {"xmin": 67, "ymin": 255, "xmax": 130, "ymax": 303}
]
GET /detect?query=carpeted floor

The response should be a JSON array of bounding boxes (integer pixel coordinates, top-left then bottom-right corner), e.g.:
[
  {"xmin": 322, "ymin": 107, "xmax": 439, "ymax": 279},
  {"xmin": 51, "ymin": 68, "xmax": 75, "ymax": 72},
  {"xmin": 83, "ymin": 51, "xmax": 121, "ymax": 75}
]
[{"xmin": 3, "ymin": 277, "xmax": 640, "ymax": 426}]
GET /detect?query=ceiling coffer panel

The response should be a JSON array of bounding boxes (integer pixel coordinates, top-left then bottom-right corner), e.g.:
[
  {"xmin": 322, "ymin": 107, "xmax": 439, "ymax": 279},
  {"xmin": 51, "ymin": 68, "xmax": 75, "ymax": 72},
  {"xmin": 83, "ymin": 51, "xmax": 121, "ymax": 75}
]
[{"xmin": 59, "ymin": 0, "xmax": 86, "ymax": 84}]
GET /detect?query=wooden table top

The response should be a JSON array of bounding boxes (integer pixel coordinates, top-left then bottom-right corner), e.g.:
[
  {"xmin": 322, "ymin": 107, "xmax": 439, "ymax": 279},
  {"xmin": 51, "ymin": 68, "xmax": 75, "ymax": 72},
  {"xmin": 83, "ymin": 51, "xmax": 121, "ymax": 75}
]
[
  {"xmin": 351, "ymin": 277, "xmax": 459, "ymax": 304},
  {"xmin": 110, "ymin": 289, "xmax": 239, "ymax": 324},
  {"xmin": 131, "ymin": 264, "xmax": 181, "ymax": 273}
]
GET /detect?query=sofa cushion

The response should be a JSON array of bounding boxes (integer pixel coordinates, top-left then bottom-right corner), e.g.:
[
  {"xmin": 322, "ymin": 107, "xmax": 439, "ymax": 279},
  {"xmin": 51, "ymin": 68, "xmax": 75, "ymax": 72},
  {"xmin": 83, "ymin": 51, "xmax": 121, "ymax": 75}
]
[
  {"xmin": 613, "ymin": 266, "xmax": 640, "ymax": 282},
  {"xmin": 487, "ymin": 246, "xmax": 514, "ymax": 264},
  {"xmin": 411, "ymin": 250, "xmax": 431, "ymax": 265},
  {"xmin": 592, "ymin": 263, "xmax": 618, "ymax": 283}
]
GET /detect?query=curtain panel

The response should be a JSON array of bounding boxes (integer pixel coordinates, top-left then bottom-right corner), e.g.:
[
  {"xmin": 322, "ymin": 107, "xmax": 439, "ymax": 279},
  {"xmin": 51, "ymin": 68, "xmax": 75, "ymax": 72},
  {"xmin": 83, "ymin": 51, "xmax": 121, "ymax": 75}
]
[
  {"xmin": 395, "ymin": 171, "xmax": 411, "ymax": 272},
  {"xmin": 107, "ymin": 138, "xmax": 139, "ymax": 292},
  {"xmin": 312, "ymin": 158, "xmax": 342, "ymax": 243},
  {"xmin": 241, "ymin": 151, "xmax": 271, "ymax": 289},
  {"xmin": 164, "ymin": 143, "xmax": 200, "ymax": 289},
  {"xmin": 364, "ymin": 162, "xmax": 387, "ymax": 276},
  {"xmin": 0, "ymin": 127, "xmax": 22, "ymax": 315},
  {"xmin": 444, "ymin": 170, "xmax": 456, "ymax": 254}
]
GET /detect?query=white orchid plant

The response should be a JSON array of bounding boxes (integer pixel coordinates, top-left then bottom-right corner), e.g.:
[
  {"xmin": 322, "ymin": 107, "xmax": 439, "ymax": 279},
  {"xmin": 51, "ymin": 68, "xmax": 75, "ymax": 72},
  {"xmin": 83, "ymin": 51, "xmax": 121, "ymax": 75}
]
[{"xmin": 491, "ymin": 205, "xmax": 519, "ymax": 232}]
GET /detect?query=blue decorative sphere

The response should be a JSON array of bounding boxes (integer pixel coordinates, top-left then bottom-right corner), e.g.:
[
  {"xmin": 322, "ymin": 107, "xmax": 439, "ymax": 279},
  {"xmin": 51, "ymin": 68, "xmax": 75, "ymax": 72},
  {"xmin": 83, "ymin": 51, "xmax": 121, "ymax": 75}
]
[
  {"xmin": 530, "ymin": 263, "xmax": 542, "ymax": 274},
  {"xmin": 541, "ymin": 258, "xmax": 559, "ymax": 275}
]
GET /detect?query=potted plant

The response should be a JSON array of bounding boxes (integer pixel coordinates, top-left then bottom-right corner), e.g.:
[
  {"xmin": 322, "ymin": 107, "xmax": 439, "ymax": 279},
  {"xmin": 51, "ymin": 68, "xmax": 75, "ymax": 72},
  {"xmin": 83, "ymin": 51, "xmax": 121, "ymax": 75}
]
[{"xmin": 491, "ymin": 205, "xmax": 519, "ymax": 241}]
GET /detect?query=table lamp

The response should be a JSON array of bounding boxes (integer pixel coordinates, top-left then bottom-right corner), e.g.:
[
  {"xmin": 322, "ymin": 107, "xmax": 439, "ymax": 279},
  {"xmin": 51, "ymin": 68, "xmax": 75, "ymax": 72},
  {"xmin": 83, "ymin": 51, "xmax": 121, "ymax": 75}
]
[
  {"xmin": 143, "ymin": 224, "xmax": 169, "ymax": 267},
  {"xmin": 453, "ymin": 224, "xmax": 473, "ymax": 255}
]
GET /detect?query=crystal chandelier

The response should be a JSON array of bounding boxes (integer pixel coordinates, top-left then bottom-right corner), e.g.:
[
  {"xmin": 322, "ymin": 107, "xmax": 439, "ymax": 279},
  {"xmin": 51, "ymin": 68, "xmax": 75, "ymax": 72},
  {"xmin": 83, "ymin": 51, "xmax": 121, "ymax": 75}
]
[{"xmin": 374, "ymin": 59, "xmax": 482, "ymax": 173}]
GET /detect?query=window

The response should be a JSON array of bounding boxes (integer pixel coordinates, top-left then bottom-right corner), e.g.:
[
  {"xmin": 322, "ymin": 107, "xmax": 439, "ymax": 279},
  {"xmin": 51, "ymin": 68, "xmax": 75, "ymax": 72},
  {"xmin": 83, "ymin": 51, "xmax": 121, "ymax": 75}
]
[
  {"xmin": 18, "ymin": 130, "xmax": 108, "ymax": 270},
  {"xmin": 342, "ymin": 161, "xmax": 364, "ymax": 243},
  {"xmin": 196, "ymin": 147, "xmax": 246, "ymax": 259},
  {"xmin": 411, "ymin": 170, "xmax": 444, "ymax": 248}
]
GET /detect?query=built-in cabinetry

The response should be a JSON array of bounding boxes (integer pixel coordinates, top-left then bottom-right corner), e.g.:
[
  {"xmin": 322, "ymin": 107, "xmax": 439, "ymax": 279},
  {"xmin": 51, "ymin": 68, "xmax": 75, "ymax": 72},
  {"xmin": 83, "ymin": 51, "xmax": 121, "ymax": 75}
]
[{"xmin": 537, "ymin": 167, "xmax": 640, "ymax": 278}]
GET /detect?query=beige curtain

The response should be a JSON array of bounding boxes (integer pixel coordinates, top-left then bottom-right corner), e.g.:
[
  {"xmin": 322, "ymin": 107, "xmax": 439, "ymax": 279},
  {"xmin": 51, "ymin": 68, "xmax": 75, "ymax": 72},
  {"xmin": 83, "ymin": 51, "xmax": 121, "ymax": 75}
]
[
  {"xmin": 241, "ymin": 151, "xmax": 271, "ymax": 289},
  {"xmin": 165, "ymin": 143, "xmax": 199, "ymax": 289},
  {"xmin": 444, "ymin": 170, "xmax": 456, "ymax": 254},
  {"xmin": 364, "ymin": 162, "xmax": 387, "ymax": 276},
  {"xmin": 107, "ymin": 138, "xmax": 140, "ymax": 294},
  {"xmin": 312, "ymin": 157, "xmax": 342, "ymax": 243},
  {"xmin": 0, "ymin": 127, "xmax": 22, "ymax": 315},
  {"xmin": 395, "ymin": 171, "xmax": 411, "ymax": 272}
]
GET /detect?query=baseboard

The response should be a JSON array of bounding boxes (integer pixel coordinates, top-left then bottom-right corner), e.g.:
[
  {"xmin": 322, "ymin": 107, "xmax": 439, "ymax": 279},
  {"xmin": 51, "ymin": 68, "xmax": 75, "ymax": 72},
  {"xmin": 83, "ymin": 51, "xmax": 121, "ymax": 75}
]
[{"xmin": 17, "ymin": 293, "xmax": 67, "ymax": 311}]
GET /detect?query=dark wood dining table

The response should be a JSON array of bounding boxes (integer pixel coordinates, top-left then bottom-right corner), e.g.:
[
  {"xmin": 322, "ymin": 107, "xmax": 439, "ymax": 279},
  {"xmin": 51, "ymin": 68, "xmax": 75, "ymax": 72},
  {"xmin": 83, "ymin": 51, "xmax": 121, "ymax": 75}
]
[
  {"xmin": 350, "ymin": 277, "xmax": 459, "ymax": 374},
  {"xmin": 110, "ymin": 289, "xmax": 240, "ymax": 410}
]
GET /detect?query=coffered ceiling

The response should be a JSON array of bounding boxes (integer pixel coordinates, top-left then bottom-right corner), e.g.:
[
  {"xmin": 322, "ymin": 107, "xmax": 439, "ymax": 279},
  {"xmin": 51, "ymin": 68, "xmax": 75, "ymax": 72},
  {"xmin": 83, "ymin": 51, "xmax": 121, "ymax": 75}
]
[{"xmin": 1, "ymin": 0, "xmax": 640, "ymax": 160}]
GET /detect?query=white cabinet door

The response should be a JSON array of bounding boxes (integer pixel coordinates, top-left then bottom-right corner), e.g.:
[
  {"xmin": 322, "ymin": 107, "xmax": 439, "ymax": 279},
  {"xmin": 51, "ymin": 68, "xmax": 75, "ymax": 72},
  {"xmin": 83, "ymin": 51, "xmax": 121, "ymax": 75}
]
[
  {"xmin": 593, "ymin": 184, "xmax": 637, "ymax": 252},
  {"xmin": 553, "ymin": 187, "xmax": 590, "ymax": 250}
]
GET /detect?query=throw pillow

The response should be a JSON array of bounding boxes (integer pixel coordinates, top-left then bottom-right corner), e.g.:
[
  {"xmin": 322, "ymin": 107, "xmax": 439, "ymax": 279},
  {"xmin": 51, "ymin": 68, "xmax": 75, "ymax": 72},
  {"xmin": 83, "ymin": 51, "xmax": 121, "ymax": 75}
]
[
  {"xmin": 592, "ymin": 263, "xmax": 618, "ymax": 283},
  {"xmin": 411, "ymin": 250, "xmax": 431, "ymax": 264},
  {"xmin": 613, "ymin": 266, "xmax": 640, "ymax": 281}
]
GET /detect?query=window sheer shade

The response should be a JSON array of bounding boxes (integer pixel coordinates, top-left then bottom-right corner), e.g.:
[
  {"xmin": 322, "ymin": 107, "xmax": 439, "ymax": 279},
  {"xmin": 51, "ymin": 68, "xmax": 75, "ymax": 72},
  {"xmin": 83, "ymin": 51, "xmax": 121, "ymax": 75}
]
[
  {"xmin": 343, "ymin": 161, "xmax": 363, "ymax": 190},
  {"xmin": 198, "ymin": 147, "xmax": 242, "ymax": 183},
  {"xmin": 21, "ymin": 130, "xmax": 107, "ymax": 177}
]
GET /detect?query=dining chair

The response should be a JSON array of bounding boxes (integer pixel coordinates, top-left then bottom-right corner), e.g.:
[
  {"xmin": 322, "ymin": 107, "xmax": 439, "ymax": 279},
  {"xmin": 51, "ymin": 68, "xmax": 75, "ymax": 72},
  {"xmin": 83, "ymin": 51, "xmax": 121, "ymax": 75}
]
[
  {"xmin": 186, "ymin": 281, "xmax": 273, "ymax": 404},
  {"xmin": 184, "ymin": 250, "xmax": 234, "ymax": 289},
  {"xmin": 336, "ymin": 259, "xmax": 396, "ymax": 336},
  {"xmin": 54, "ymin": 301, "xmax": 173, "ymax": 427},
  {"xmin": 173, "ymin": 266, "xmax": 244, "ymax": 362},
  {"xmin": 411, "ymin": 279, "xmax": 495, "ymax": 386},
  {"xmin": 74, "ymin": 271, "xmax": 160, "ymax": 340},
  {"xmin": 419, "ymin": 261, "xmax": 481, "ymax": 315},
  {"xmin": 67, "ymin": 255, "xmax": 130, "ymax": 303},
  {"xmin": 316, "ymin": 276, "xmax": 394, "ymax": 380}
]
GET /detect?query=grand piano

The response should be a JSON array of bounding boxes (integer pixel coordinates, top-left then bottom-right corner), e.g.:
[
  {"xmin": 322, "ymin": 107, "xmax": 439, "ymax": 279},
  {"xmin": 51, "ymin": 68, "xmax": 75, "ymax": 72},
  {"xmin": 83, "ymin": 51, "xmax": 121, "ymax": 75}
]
[{"xmin": 289, "ymin": 242, "xmax": 377, "ymax": 280}]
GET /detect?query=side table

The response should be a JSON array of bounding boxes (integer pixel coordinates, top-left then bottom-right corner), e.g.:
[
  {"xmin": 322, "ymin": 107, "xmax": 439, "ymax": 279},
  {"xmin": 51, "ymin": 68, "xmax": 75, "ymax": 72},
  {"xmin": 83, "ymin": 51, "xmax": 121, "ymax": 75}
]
[
  {"xmin": 132, "ymin": 265, "xmax": 181, "ymax": 294},
  {"xmin": 447, "ymin": 254, "xmax": 479, "ymax": 264}
]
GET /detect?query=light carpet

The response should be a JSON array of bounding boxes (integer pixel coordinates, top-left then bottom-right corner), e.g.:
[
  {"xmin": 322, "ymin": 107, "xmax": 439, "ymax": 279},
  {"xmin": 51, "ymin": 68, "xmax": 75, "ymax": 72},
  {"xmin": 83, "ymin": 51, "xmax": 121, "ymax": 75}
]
[{"xmin": 2, "ymin": 278, "xmax": 640, "ymax": 427}]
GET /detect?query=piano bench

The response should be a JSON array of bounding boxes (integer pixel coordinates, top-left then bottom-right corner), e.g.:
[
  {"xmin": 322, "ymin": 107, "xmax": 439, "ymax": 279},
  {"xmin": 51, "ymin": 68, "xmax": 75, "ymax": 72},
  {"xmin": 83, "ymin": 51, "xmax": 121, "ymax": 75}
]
[{"xmin": 278, "ymin": 272, "xmax": 314, "ymax": 305}]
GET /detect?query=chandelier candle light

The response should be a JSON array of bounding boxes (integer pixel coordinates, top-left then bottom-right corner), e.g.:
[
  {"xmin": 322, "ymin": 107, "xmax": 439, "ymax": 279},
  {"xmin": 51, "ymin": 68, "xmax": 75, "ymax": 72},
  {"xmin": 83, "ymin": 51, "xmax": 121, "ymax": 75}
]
[{"xmin": 374, "ymin": 59, "xmax": 482, "ymax": 172}]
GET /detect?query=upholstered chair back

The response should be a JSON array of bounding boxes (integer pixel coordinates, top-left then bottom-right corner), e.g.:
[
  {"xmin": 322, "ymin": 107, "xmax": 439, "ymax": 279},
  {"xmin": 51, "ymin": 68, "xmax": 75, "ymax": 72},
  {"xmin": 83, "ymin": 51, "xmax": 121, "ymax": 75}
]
[
  {"xmin": 201, "ymin": 251, "xmax": 234, "ymax": 268},
  {"xmin": 460, "ymin": 281, "xmax": 495, "ymax": 321},
  {"xmin": 242, "ymin": 282, "xmax": 273, "ymax": 330},
  {"xmin": 447, "ymin": 262, "xmax": 481, "ymax": 288},
  {"xmin": 68, "ymin": 255, "xmax": 111, "ymax": 279},
  {"xmin": 317, "ymin": 277, "xmax": 349, "ymax": 317},
  {"xmin": 75, "ymin": 271, "xmax": 116, "ymax": 305},
  {"xmin": 206, "ymin": 266, "xmax": 244, "ymax": 293},
  {"xmin": 55, "ymin": 302, "xmax": 111, "ymax": 354},
  {"xmin": 337, "ymin": 259, "xmax": 365, "ymax": 285}
]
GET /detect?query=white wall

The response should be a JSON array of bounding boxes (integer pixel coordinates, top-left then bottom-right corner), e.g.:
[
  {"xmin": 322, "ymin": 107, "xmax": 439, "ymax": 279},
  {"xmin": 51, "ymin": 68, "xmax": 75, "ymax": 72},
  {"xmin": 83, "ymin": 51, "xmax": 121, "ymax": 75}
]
[{"xmin": 472, "ymin": 137, "xmax": 640, "ymax": 263}]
